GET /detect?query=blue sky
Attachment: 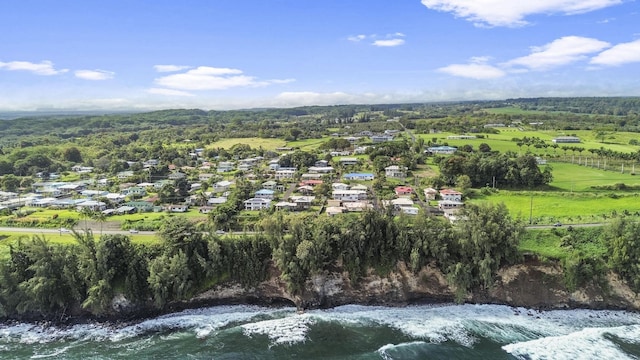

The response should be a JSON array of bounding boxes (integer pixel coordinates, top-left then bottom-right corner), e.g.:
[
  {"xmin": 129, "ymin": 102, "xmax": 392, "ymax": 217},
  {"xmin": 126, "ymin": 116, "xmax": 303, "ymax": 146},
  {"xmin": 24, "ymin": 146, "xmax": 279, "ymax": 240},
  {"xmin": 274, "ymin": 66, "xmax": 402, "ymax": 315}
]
[{"xmin": 0, "ymin": 0, "xmax": 639, "ymax": 111}]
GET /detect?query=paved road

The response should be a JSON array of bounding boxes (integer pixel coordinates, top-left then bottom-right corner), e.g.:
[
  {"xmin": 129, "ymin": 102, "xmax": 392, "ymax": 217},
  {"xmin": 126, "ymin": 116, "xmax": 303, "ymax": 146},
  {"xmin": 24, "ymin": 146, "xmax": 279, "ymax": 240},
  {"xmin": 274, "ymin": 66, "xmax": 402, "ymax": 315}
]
[
  {"xmin": 525, "ymin": 223, "xmax": 604, "ymax": 230},
  {"xmin": 0, "ymin": 226, "xmax": 156, "ymax": 236}
]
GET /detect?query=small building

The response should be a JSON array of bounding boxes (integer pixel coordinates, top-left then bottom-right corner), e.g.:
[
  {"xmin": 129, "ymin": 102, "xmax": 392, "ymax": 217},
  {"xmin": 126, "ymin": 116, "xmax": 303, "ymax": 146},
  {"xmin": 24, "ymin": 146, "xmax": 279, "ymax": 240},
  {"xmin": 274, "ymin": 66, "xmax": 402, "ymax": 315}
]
[
  {"xmin": 168, "ymin": 172, "xmax": 186, "ymax": 180},
  {"xmin": 552, "ymin": 136, "xmax": 580, "ymax": 143},
  {"xmin": 275, "ymin": 201, "xmax": 297, "ymax": 211},
  {"xmin": 424, "ymin": 187, "xmax": 439, "ymax": 201},
  {"xmin": 400, "ymin": 206, "xmax": 419, "ymax": 215},
  {"xmin": 208, "ymin": 196, "xmax": 227, "ymax": 206},
  {"xmin": 370, "ymin": 134, "xmax": 394, "ymax": 143},
  {"xmin": 198, "ymin": 173, "xmax": 216, "ymax": 182},
  {"xmin": 426, "ymin": 146, "xmax": 457, "ymax": 155},
  {"xmin": 385, "ymin": 165, "xmax": 407, "ymax": 179},
  {"xmin": 168, "ymin": 204, "xmax": 189, "ymax": 213},
  {"xmin": 326, "ymin": 206, "xmax": 345, "ymax": 216},
  {"xmin": 438, "ymin": 200, "xmax": 464, "ymax": 211},
  {"xmin": 199, "ymin": 206, "xmax": 214, "ymax": 214},
  {"xmin": 308, "ymin": 166, "xmax": 334, "ymax": 174},
  {"xmin": 76, "ymin": 200, "xmax": 107, "ymax": 212},
  {"xmin": 343, "ymin": 173, "xmax": 375, "ymax": 181},
  {"xmin": 290, "ymin": 196, "xmax": 315, "ymax": 210},
  {"xmin": 244, "ymin": 198, "xmax": 271, "ymax": 211},
  {"xmin": 447, "ymin": 135, "xmax": 476, "ymax": 140},
  {"xmin": 332, "ymin": 183, "xmax": 350, "ymax": 191}
]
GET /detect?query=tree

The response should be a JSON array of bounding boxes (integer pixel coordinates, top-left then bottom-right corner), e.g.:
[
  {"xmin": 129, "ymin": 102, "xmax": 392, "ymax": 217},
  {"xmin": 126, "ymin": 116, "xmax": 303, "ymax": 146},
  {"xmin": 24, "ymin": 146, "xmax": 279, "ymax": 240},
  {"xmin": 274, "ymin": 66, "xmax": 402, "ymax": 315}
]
[
  {"xmin": 606, "ymin": 217, "xmax": 640, "ymax": 292},
  {"xmin": 1, "ymin": 174, "xmax": 20, "ymax": 192},
  {"xmin": 63, "ymin": 147, "xmax": 83, "ymax": 163}
]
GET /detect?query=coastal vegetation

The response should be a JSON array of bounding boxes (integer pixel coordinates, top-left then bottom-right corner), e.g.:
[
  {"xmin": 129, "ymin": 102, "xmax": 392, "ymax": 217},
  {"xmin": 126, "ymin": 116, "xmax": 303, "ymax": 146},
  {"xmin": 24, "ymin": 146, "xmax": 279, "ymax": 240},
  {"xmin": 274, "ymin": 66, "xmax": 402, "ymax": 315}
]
[{"xmin": 2, "ymin": 97, "xmax": 640, "ymax": 319}]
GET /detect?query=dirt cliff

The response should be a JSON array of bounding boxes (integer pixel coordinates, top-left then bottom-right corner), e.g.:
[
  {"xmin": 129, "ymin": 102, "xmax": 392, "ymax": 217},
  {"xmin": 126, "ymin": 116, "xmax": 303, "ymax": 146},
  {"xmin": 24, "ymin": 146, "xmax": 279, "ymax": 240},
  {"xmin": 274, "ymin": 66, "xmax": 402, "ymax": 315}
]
[{"xmin": 184, "ymin": 259, "xmax": 640, "ymax": 312}]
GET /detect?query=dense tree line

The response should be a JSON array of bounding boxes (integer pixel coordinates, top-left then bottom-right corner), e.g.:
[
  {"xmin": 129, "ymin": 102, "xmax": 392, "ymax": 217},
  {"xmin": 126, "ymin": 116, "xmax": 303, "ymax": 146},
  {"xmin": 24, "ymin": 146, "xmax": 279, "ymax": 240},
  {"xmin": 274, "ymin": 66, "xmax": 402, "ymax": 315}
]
[
  {"xmin": 0, "ymin": 204, "xmax": 523, "ymax": 319},
  {"xmin": 436, "ymin": 153, "xmax": 552, "ymax": 188}
]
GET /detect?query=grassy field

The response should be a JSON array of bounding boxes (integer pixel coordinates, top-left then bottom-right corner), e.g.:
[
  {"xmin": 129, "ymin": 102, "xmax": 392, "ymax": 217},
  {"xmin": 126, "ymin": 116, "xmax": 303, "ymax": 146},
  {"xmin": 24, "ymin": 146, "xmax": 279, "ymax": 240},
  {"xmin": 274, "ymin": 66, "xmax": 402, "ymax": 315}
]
[
  {"xmin": 418, "ymin": 129, "xmax": 640, "ymax": 156},
  {"xmin": 207, "ymin": 137, "xmax": 287, "ymax": 150},
  {"xmin": 469, "ymin": 162, "xmax": 640, "ymax": 223}
]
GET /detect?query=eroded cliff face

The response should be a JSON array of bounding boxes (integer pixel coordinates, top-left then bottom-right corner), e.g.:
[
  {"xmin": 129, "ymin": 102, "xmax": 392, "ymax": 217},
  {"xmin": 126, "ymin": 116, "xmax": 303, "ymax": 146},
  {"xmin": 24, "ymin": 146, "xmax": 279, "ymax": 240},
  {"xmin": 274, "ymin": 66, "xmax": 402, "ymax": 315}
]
[{"xmin": 184, "ymin": 259, "xmax": 640, "ymax": 312}]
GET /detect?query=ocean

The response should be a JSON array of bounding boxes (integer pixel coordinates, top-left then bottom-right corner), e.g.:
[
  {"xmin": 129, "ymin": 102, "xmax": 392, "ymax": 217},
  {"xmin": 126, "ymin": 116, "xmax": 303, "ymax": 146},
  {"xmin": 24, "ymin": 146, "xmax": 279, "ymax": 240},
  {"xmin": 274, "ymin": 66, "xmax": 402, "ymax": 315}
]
[{"xmin": 1, "ymin": 303, "xmax": 640, "ymax": 359}]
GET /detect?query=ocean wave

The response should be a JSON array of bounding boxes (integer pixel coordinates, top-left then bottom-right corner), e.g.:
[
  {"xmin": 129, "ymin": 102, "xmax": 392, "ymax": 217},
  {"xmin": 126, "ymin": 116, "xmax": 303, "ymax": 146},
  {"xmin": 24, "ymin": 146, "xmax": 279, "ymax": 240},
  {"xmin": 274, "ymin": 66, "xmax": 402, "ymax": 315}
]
[
  {"xmin": 241, "ymin": 313, "xmax": 315, "ymax": 346},
  {"xmin": 503, "ymin": 325, "xmax": 640, "ymax": 360}
]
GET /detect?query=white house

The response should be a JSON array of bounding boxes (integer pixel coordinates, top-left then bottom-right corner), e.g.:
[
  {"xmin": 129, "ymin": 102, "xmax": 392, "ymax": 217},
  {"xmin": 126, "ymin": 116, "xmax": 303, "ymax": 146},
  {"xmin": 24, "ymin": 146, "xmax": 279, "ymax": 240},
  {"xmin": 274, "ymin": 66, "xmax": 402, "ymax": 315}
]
[
  {"xmin": 244, "ymin": 198, "xmax": 272, "ymax": 210},
  {"xmin": 385, "ymin": 165, "xmax": 407, "ymax": 178},
  {"xmin": 426, "ymin": 146, "xmax": 457, "ymax": 155},
  {"xmin": 339, "ymin": 157, "xmax": 359, "ymax": 166},
  {"xmin": 308, "ymin": 166, "xmax": 334, "ymax": 174},
  {"xmin": 439, "ymin": 189, "xmax": 462, "ymax": 202},
  {"xmin": 213, "ymin": 180, "xmax": 233, "ymax": 192},
  {"xmin": 332, "ymin": 190, "xmax": 367, "ymax": 201},
  {"xmin": 370, "ymin": 134, "xmax": 394, "ymax": 143},
  {"xmin": 343, "ymin": 173, "xmax": 375, "ymax": 181},
  {"xmin": 275, "ymin": 169, "xmax": 296, "ymax": 180},
  {"xmin": 217, "ymin": 161, "xmax": 235, "ymax": 173},
  {"xmin": 168, "ymin": 172, "xmax": 186, "ymax": 180},
  {"xmin": 198, "ymin": 173, "xmax": 216, "ymax": 182},
  {"xmin": 332, "ymin": 183, "xmax": 350, "ymax": 191}
]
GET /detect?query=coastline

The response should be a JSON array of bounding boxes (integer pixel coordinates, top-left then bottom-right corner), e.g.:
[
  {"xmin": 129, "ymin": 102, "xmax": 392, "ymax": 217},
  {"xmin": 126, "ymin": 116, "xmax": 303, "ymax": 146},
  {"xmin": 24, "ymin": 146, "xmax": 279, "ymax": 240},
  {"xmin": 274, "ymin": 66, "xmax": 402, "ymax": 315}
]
[{"xmin": 3, "ymin": 258, "xmax": 639, "ymax": 327}]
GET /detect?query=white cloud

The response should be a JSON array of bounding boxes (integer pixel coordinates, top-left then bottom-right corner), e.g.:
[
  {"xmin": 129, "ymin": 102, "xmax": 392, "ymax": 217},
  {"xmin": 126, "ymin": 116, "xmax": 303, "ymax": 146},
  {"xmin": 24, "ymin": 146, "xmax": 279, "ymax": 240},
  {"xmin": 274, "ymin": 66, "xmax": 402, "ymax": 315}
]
[
  {"xmin": 438, "ymin": 63, "xmax": 506, "ymax": 79},
  {"xmin": 373, "ymin": 39, "xmax": 405, "ymax": 47},
  {"xmin": 0, "ymin": 60, "xmax": 68, "ymax": 75},
  {"xmin": 347, "ymin": 34, "xmax": 366, "ymax": 42},
  {"xmin": 154, "ymin": 66, "xmax": 292, "ymax": 91},
  {"xmin": 590, "ymin": 39, "xmax": 640, "ymax": 66},
  {"xmin": 504, "ymin": 36, "xmax": 610, "ymax": 70},
  {"xmin": 147, "ymin": 88, "xmax": 195, "ymax": 97},
  {"xmin": 154, "ymin": 64, "xmax": 191, "ymax": 73},
  {"xmin": 75, "ymin": 69, "xmax": 115, "ymax": 80},
  {"xmin": 420, "ymin": 0, "xmax": 622, "ymax": 27}
]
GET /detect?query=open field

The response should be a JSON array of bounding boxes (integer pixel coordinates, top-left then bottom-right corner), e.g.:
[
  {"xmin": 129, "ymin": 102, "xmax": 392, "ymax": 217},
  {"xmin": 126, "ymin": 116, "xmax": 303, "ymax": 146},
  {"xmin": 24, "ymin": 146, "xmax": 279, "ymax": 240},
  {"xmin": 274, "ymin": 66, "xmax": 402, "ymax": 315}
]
[
  {"xmin": 548, "ymin": 162, "xmax": 640, "ymax": 191},
  {"xmin": 285, "ymin": 137, "xmax": 330, "ymax": 151},
  {"xmin": 418, "ymin": 129, "xmax": 640, "ymax": 155},
  {"xmin": 207, "ymin": 137, "xmax": 287, "ymax": 150}
]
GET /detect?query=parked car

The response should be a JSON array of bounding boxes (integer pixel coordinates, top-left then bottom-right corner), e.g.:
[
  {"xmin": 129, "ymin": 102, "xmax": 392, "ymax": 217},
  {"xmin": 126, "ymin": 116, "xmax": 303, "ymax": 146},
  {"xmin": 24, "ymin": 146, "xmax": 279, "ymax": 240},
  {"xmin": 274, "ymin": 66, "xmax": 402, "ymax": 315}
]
[
  {"xmin": 60, "ymin": 227, "xmax": 70, "ymax": 233},
  {"xmin": 553, "ymin": 222, "xmax": 562, "ymax": 227},
  {"xmin": 129, "ymin": 229, "xmax": 139, "ymax": 234},
  {"xmin": 215, "ymin": 230, "xmax": 226, "ymax": 235}
]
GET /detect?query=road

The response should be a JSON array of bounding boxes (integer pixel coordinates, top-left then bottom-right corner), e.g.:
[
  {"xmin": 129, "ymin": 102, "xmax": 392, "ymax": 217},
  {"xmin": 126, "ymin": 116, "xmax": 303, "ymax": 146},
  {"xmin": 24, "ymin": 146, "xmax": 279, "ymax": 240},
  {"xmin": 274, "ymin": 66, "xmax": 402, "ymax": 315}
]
[{"xmin": 0, "ymin": 226, "xmax": 156, "ymax": 236}]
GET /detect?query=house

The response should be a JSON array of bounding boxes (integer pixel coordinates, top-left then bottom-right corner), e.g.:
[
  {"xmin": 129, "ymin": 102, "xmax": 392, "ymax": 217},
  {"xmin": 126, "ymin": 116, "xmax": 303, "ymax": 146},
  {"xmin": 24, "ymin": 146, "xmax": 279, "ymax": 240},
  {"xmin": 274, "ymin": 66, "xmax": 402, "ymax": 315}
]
[
  {"xmin": 300, "ymin": 173, "xmax": 323, "ymax": 180},
  {"xmin": 447, "ymin": 135, "xmax": 476, "ymax": 140},
  {"xmin": 297, "ymin": 185, "xmax": 315, "ymax": 194},
  {"xmin": 424, "ymin": 187, "xmax": 439, "ymax": 200},
  {"xmin": 343, "ymin": 201, "xmax": 371, "ymax": 212},
  {"xmin": 238, "ymin": 163, "xmax": 253, "ymax": 172},
  {"xmin": 330, "ymin": 151, "xmax": 352, "ymax": 157},
  {"xmin": 308, "ymin": 166, "xmax": 334, "ymax": 174},
  {"xmin": 76, "ymin": 200, "xmax": 107, "ymax": 212},
  {"xmin": 198, "ymin": 173, "xmax": 216, "ymax": 182},
  {"xmin": 125, "ymin": 201, "xmax": 155, "ymax": 212},
  {"xmin": 332, "ymin": 189, "xmax": 367, "ymax": 201},
  {"xmin": 262, "ymin": 180, "xmax": 278, "ymax": 190},
  {"xmin": 117, "ymin": 171, "xmax": 135, "ymax": 180},
  {"xmin": 153, "ymin": 179, "xmax": 174, "ymax": 189},
  {"xmin": 199, "ymin": 206, "xmax": 214, "ymax": 214},
  {"xmin": 326, "ymin": 206, "xmax": 345, "ymax": 216},
  {"xmin": 370, "ymin": 134, "xmax": 394, "ymax": 143},
  {"xmin": 275, "ymin": 201, "xmax": 297, "ymax": 211},
  {"xmin": 426, "ymin": 146, "xmax": 457, "ymax": 155},
  {"xmin": 438, "ymin": 200, "xmax": 464, "ymax": 211},
  {"xmin": 168, "ymin": 204, "xmax": 189, "ymax": 213},
  {"xmin": 208, "ymin": 196, "xmax": 227, "ymax": 206},
  {"xmin": 332, "ymin": 182, "xmax": 350, "ymax": 191},
  {"xmin": 217, "ymin": 161, "xmax": 235, "ymax": 173},
  {"xmin": 552, "ymin": 136, "xmax": 580, "ymax": 143},
  {"xmin": 385, "ymin": 165, "xmax": 407, "ymax": 178},
  {"xmin": 244, "ymin": 198, "xmax": 271, "ymax": 210},
  {"xmin": 350, "ymin": 184, "xmax": 368, "ymax": 192},
  {"xmin": 345, "ymin": 136, "xmax": 360, "ymax": 143},
  {"xmin": 213, "ymin": 180, "xmax": 233, "ymax": 192},
  {"xmin": 255, "ymin": 189, "xmax": 275, "ymax": 200},
  {"xmin": 122, "ymin": 186, "xmax": 146, "ymax": 197},
  {"xmin": 58, "ymin": 183, "xmax": 86, "ymax": 194},
  {"xmin": 484, "ymin": 123, "xmax": 505, "ymax": 128},
  {"xmin": 440, "ymin": 189, "xmax": 462, "ymax": 202},
  {"xmin": 168, "ymin": 172, "xmax": 186, "ymax": 180},
  {"xmin": 115, "ymin": 205, "xmax": 136, "ymax": 214},
  {"xmin": 343, "ymin": 172, "xmax": 375, "ymax": 181},
  {"xmin": 354, "ymin": 146, "xmax": 369, "ymax": 154},
  {"xmin": 314, "ymin": 160, "xmax": 329, "ymax": 167},
  {"xmin": 71, "ymin": 165, "xmax": 94, "ymax": 173},
  {"xmin": 81, "ymin": 190, "xmax": 109, "ymax": 198},
  {"xmin": 339, "ymin": 157, "xmax": 359, "ymax": 166},
  {"xmin": 299, "ymin": 179, "xmax": 323, "ymax": 187},
  {"xmin": 400, "ymin": 206, "xmax": 419, "ymax": 215},
  {"xmin": 395, "ymin": 186, "xmax": 413, "ymax": 197},
  {"xmin": 290, "ymin": 196, "xmax": 315, "ymax": 210},
  {"xmin": 275, "ymin": 169, "xmax": 296, "ymax": 180},
  {"xmin": 143, "ymin": 159, "xmax": 159, "ymax": 168},
  {"xmin": 268, "ymin": 159, "xmax": 281, "ymax": 171}
]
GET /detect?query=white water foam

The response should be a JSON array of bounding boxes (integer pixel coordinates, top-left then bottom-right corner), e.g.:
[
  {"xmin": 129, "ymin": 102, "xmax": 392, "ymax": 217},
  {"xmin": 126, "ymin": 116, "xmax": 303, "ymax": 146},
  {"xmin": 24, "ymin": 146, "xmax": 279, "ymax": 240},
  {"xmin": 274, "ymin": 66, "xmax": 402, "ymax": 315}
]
[
  {"xmin": 0, "ymin": 305, "xmax": 296, "ymax": 344},
  {"xmin": 241, "ymin": 313, "xmax": 315, "ymax": 346},
  {"xmin": 503, "ymin": 325, "xmax": 640, "ymax": 360},
  {"xmin": 377, "ymin": 341, "xmax": 428, "ymax": 360},
  {"xmin": 30, "ymin": 346, "xmax": 71, "ymax": 359}
]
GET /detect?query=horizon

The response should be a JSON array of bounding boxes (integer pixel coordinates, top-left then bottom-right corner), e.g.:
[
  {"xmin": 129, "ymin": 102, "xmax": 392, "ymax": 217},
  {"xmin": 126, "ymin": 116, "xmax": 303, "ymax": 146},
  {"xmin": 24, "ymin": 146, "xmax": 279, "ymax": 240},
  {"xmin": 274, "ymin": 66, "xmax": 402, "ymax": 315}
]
[{"xmin": 1, "ymin": 1, "xmax": 639, "ymax": 112}]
